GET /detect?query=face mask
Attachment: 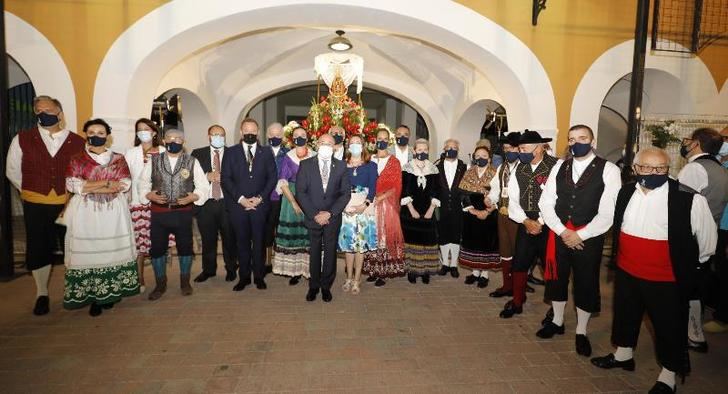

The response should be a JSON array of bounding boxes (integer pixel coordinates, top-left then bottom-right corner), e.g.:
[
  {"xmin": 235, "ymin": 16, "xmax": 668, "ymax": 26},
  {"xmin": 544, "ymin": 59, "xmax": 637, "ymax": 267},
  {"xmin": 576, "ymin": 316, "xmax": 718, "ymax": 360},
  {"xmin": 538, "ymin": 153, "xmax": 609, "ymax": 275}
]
[
  {"xmin": 294, "ymin": 136, "xmax": 307, "ymax": 147},
  {"xmin": 37, "ymin": 112, "xmax": 59, "ymax": 128},
  {"xmin": 268, "ymin": 137, "xmax": 282, "ymax": 147},
  {"xmin": 376, "ymin": 140, "xmax": 388, "ymax": 150},
  {"xmin": 349, "ymin": 143, "xmax": 363, "ymax": 156},
  {"xmin": 415, "ymin": 152, "xmax": 429, "ymax": 161},
  {"xmin": 569, "ymin": 142, "xmax": 592, "ymax": 158},
  {"xmin": 318, "ymin": 145, "xmax": 333, "ymax": 160},
  {"xmin": 242, "ymin": 134, "xmax": 258, "ymax": 144},
  {"xmin": 636, "ymin": 174, "xmax": 669, "ymax": 190},
  {"xmin": 444, "ymin": 149, "xmax": 458, "ymax": 159},
  {"xmin": 679, "ymin": 143, "xmax": 693, "ymax": 159},
  {"xmin": 210, "ymin": 135, "xmax": 225, "ymax": 149},
  {"xmin": 474, "ymin": 158, "xmax": 489, "ymax": 167},
  {"xmin": 718, "ymin": 141, "xmax": 728, "ymax": 157},
  {"xmin": 165, "ymin": 142, "xmax": 183, "ymax": 154},
  {"xmin": 333, "ymin": 134, "xmax": 344, "ymax": 145},
  {"xmin": 505, "ymin": 151, "xmax": 520, "ymax": 163},
  {"xmin": 396, "ymin": 136, "xmax": 409, "ymax": 146},
  {"xmin": 137, "ymin": 130, "xmax": 153, "ymax": 143},
  {"xmin": 519, "ymin": 152, "xmax": 534, "ymax": 164},
  {"xmin": 87, "ymin": 135, "xmax": 107, "ymax": 147}
]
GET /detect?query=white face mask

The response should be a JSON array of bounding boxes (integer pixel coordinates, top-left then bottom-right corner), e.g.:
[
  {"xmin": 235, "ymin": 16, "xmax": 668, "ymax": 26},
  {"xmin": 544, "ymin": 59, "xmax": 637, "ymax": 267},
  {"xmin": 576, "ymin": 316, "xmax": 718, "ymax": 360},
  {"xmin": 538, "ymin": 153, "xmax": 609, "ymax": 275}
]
[
  {"xmin": 318, "ymin": 145, "xmax": 333, "ymax": 160},
  {"xmin": 137, "ymin": 130, "xmax": 153, "ymax": 143}
]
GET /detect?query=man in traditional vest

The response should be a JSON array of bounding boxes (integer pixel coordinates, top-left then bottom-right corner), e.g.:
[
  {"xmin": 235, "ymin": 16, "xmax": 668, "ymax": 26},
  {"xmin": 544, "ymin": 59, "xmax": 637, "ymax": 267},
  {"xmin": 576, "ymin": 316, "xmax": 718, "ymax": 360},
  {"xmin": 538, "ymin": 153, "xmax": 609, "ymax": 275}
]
[
  {"xmin": 676, "ymin": 127, "xmax": 728, "ymax": 352},
  {"xmin": 500, "ymin": 130, "xmax": 558, "ymax": 318},
  {"xmin": 537, "ymin": 125, "xmax": 621, "ymax": 356},
  {"xmin": 591, "ymin": 147, "xmax": 716, "ymax": 394},
  {"xmin": 5, "ymin": 95, "xmax": 85, "ymax": 315},
  {"xmin": 485, "ymin": 131, "xmax": 521, "ymax": 297},
  {"xmin": 140, "ymin": 129, "xmax": 209, "ymax": 300}
]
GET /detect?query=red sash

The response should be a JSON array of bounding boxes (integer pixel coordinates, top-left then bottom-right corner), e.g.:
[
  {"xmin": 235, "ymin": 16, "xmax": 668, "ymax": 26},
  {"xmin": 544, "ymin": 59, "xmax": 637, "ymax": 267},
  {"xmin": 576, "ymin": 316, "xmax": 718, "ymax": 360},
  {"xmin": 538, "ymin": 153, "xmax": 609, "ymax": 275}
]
[
  {"xmin": 544, "ymin": 221, "xmax": 585, "ymax": 280},
  {"xmin": 617, "ymin": 232, "xmax": 675, "ymax": 282}
]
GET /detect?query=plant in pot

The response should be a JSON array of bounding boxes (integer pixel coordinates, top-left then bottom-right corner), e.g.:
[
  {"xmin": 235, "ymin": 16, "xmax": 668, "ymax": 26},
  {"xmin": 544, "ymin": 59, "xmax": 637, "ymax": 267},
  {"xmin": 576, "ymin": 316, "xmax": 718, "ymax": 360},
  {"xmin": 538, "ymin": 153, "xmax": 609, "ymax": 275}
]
[{"xmin": 645, "ymin": 121, "xmax": 680, "ymax": 149}]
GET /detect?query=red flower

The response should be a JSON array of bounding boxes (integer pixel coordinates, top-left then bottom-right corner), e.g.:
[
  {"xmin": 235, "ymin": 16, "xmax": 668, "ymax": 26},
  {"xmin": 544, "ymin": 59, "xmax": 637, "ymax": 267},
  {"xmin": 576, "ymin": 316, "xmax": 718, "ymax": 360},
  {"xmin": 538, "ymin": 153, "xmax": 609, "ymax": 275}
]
[{"xmin": 536, "ymin": 175, "xmax": 547, "ymax": 185}]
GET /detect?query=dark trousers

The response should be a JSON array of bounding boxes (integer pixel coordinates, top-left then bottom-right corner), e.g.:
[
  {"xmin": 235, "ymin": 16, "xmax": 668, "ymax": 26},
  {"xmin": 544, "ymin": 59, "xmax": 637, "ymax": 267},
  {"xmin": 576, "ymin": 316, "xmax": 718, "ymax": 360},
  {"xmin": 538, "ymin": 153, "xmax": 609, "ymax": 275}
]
[
  {"xmin": 231, "ymin": 206, "xmax": 268, "ymax": 282},
  {"xmin": 308, "ymin": 220, "xmax": 340, "ymax": 290},
  {"xmin": 150, "ymin": 210, "xmax": 194, "ymax": 259},
  {"xmin": 22, "ymin": 202, "xmax": 65, "ymax": 270},
  {"xmin": 714, "ymin": 229, "xmax": 728, "ymax": 323},
  {"xmin": 612, "ymin": 269, "xmax": 686, "ymax": 373},
  {"xmin": 195, "ymin": 200, "xmax": 237, "ymax": 274},
  {"xmin": 512, "ymin": 223, "xmax": 549, "ymax": 272},
  {"xmin": 544, "ymin": 234, "xmax": 605, "ymax": 313},
  {"xmin": 265, "ymin": 199, "xmax": 282, "ymax": 249}
]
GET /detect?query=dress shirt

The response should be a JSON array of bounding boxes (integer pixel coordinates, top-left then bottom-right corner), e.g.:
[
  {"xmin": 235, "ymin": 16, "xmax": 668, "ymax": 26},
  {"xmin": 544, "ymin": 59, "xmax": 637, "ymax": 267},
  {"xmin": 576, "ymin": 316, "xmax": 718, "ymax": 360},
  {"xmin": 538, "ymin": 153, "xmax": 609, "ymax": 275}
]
[
  {"xmin": 334, "ymin": 146, "xmax": 344, "ymax": 161},
  {"xmin": 208, "ymin": 146, "xmax": 225, "ymax": 199},
  {"xmin": 677, "ymin": 153, "xmax": 710, "ymax": 193},
  {"xmin": 443, "ymin": 159, "xmax": 458, "ymax": 189},
  {"xmin": 6, "ymin": 126, "xmax": 71, "ymax": 190},
  {"xmin": 487, "ymin": 161, "xmax": 518, "ymax": 205},
  {"xmin": 318, "ymin": 155, "xmax": 332, "ymax": 192},
  {"xmin": 395, "ymin": 146, "xmax": 410, "ymax": 166},
  {"xmin": 138, "ymin": 154, "xmax": 209, "ymax": 206}
]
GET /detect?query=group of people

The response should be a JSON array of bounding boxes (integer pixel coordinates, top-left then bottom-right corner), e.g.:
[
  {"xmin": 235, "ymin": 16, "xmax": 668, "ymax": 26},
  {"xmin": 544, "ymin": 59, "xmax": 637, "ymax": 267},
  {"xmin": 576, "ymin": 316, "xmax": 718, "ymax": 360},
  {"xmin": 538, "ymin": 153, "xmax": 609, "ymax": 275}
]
[{"xmin": 6, "ymin": 95, "xmax": 728, "ymax": 394}]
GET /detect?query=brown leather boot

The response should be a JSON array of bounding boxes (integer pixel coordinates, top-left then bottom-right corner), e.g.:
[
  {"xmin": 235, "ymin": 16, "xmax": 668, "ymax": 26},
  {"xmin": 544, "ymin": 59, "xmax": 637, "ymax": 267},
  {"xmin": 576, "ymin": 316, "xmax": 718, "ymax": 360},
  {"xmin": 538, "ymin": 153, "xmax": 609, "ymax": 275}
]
[
  {"xmin": 148, "ymin": 276, "xmax": 167, "ymax": 301},
  {"xmin": 180, "ymin": 274, "xmax": 193, "ymax": 296}
]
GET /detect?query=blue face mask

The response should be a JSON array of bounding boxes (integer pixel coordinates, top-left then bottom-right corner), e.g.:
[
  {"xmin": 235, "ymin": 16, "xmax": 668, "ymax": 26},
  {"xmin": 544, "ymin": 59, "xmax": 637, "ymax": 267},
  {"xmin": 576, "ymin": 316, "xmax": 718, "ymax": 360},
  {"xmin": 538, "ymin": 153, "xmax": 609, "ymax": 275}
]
[
  {"xmin": 444, "ymin": 149, "xmax": 458, "ymax": 159},
  {"xmin": 376, "ymin": 140, "xmax": 388, "ymax": 150},
  {"xmin": 87, "ymin": 135, "xmax": 107, "ymax": 147},
  {"xmin": 294, "ymin": 136, "xmax": 307, "ymax": 147},
  {"xmin": 210, "ymin": 135, "xmax": 225, "ymax": 149},
  {"xmin": 37, "ymin": 112, "xmax": 59, "ymax": 128},
  {"xmin": 268, "ymin": 137, "xmax": 282, "ymax": 147},
  {"xmin": 415, "ymin": 152, "xmax": 429, "ymax": 161},
  {"xmin": 396, "ymin": 136, "xmax": 409, "ymax": 146},
  {"xmin": 333, "ymin": 134, "xmax": 344, "ymax": 145},
  {"xmin": 636, "ymin": 174, "xmax": 669, "ymax": 190},
  {"xmin": 474, "ymin": 158, "xmax": 489, "ymax": 167},
  {"xmin": 165, "ymin": 142, "xmax": 183, "ymax": 154},
  {"xmin": 505, "ymin": 151, "xmax": 520, "ymax": 163},
  {"xmin": 349, "ymin": 143, "xmax": 363, "ymax": 156},
  {"xmin": 519, "ymin": 152, "xmax": 534, "ymax": 164},
  {"xmin": 569, "ymin": 142, "xmax": 592, "ymax": 158}
]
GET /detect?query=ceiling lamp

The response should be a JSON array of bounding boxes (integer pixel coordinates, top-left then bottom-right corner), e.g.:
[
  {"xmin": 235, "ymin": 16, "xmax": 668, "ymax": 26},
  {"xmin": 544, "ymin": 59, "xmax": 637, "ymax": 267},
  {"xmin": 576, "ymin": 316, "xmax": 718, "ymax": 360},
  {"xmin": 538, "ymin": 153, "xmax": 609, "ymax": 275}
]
[{"xmin": 328, "ymin": 30, "xmax": 352, "ymax": 52}]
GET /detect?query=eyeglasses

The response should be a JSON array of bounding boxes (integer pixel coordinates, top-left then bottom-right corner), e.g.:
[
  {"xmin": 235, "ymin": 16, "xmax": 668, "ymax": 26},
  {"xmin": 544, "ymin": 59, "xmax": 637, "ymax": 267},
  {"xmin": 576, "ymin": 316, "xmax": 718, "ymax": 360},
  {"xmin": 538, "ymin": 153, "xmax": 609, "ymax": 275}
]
[
  {"xmin": 633, "ymin": 164, "xmax": 669, "ymax": 174},
  {"xmin": 681, "ymin": 138, "xmax": 693, "ymax": 146}
]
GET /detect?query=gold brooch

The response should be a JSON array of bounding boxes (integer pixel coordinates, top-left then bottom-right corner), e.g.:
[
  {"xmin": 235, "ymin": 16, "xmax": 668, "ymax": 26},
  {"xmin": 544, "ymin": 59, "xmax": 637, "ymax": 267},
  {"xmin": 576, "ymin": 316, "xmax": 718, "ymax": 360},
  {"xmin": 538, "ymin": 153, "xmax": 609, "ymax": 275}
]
[{"xmin": 180, "ymin": 168, "xmax": 190, "ymax": 179}]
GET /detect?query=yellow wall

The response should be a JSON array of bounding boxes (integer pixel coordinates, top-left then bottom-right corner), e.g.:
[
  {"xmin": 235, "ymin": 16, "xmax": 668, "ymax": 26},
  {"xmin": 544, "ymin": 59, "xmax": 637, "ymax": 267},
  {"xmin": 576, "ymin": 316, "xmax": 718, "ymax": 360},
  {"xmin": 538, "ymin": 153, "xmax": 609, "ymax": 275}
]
[{"xmin": 6, "ymin": 0, "xmax": 728, "ymax": 152}]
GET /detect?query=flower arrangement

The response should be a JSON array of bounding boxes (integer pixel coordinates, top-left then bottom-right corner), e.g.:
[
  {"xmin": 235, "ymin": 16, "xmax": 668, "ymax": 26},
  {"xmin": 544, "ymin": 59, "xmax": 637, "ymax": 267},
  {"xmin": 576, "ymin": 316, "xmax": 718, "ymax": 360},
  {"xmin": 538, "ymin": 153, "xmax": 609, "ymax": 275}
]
[
  {"xmin": 645, "ymin": 120, "xmax": 681, "ymax": 149},
  {"xmin": 299, "ymin": 94, "xmax": 379, "ymax": 151},
  {"xmin": 281, "ymin": 120, "xmax": 301, "ymax": 149}
]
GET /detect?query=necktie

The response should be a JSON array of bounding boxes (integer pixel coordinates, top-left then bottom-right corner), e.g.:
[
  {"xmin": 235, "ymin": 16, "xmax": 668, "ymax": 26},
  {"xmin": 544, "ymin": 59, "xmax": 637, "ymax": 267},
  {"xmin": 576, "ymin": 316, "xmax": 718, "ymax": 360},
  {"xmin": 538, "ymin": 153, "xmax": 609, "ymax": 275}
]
[
  {"xmin": 321, "ymin": 160, "xmax": 330, "ymax": 192},
  {"xmin": 212, "ymin": 149, "xmax": 222, "ymax": 200},
  {"xmin": 246, "ymin": 145, "xmax": 254, "ymax": 172}
]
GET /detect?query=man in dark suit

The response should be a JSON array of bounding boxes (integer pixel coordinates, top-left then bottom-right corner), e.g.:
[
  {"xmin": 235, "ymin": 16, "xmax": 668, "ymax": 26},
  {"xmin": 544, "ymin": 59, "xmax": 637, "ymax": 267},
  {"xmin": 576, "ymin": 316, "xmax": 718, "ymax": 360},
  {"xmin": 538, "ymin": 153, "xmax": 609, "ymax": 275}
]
[
  {"xmin": 191, "ymin": 125, "xmax": 238, "ymax": 283},
  {"xmin": 221, "ymin": 118, "xmax": 277, "ymax": 291},
  {"xmin": 296, "ymin": 133, "xmax": 351, "ymax": 302},
  {"xmin": 264, "ymin": 122, "xmax": 289, "ymax": 273}
]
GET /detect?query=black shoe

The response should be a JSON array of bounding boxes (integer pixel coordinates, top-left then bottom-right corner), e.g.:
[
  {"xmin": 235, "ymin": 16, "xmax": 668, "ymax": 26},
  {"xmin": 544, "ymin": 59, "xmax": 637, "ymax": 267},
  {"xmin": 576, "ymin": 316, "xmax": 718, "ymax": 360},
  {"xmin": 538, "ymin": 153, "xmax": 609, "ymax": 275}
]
[
  {"xmin": 648, "ymin": 381, "xmax": 676, "ymax": 394},
  {"xmin": 541, "ymin": 307, "xmax": 554, "ymax": 326},
  {"xmin": 255, "ymin": 279, "xmax": 267, "ymax": 290},
  {"xmin": 575, "ymin": 334, "xmax": 592, "ymax": 357},
  {"xmin": 528, "ymin": 274, "xmax": 545, "ymax": 286},
  {"xmin": 590, "ymin": 354, "xmax": 635, "ymax": 371},
  {"xmin": 464, "ymin": 274, "xmax": 478, "ymax": 285},
  {"xmin": 489, "ymin": 288, "xmax": 512, "ymax": 298},
  {"xmin": 374, "ymin": 278, "xmax": 386, "ymax": 287},
  {"xmin": 194, "ymin": 272, "xmax": 215, "ymax": 283},
  {"xmin": 687, "ymin": 338, "xmax": 708, "ymax": 353},
  {"xmin": 422, "ymin": 274, "xmax": 430, "ymax": 284},
  {"xmin": 366, "ymin": 276, "xmax": 378, "ymax": 283},
  {"xmin": 322, "ymin": 289, "xmax": 333, "ymax": 302},
  {"xmin": 526, "ymin": 284, "xmax": 535, "ymax": 293},
  {"xmin": 408, "ymin": 273, "xmax": 417, "ymax": 284},
  {"xmin": 289, "ymin": 276, "xmax": 301, "ymax": 286},
  {"xmin": 306, "ymin": 288, "xmax": 319, "ymax": 302},
  {"xmin": 536, "ymin": 321, "xmax": 565, "ymax": 339},
  {"xmin": 499, "ymin": 300, "xmax": 523, "ymax": 319},
  {"xmin": 33, "ymin": 296, "xmax": 50, "ymax": 316},
  {"xmin": 450, "ymin": 268, "xmax": 460, "ymax": 278},
  {"xmin": 233, "ymin": 279, "xmax": 251, "ymax": 292},
  {"xmin": 225, "ymin": 270, "xmax": 236, "ymax": 282},
  {"xmin": 89, "ymin": 303, "xmax": 103, "ymax": 317},
  {"xmin": 477, "ymin": 277, "xmax": 489, "ymax": 288},
  {"xmin": 438, "ymin": 266, "xmax": 449, "ymax": 276}
]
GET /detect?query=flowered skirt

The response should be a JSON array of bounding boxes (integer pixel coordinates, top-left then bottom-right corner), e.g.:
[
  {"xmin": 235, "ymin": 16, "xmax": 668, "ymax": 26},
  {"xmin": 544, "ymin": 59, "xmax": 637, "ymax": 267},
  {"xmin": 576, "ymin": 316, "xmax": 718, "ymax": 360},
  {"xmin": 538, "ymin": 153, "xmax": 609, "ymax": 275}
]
[
  {"xmin": 130, "ymin": 204, "xmax": 175, "ymax": 256},
  {"xmin": 272, "ymin": 184, "xmax": 310, "ymax": 278},
  {"xmin": 64, "ymin": 261, "xmax": 140, "ymax": 309},
  {"xmin": 338, "ymin": 206, "xmax": 378, "ymax": 254}
]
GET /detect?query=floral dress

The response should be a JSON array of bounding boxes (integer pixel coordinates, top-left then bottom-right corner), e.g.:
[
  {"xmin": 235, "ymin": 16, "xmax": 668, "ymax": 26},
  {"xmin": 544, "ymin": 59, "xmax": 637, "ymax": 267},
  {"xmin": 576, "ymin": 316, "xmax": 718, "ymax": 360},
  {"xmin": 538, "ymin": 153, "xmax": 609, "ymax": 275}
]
[{"xmin": 338, "ymin": 161, "xmax": 378, "ymax": 253}]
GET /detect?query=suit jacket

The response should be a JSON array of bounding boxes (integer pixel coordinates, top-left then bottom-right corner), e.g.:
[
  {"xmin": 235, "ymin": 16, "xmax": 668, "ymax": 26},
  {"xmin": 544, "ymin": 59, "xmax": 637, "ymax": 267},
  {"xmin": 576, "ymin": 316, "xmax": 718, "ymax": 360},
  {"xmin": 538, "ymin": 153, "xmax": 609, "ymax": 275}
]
[
  {"xmin": 221, "ymin": 143, "xmax": 277, "ymax": 211},
  {"xmin": 296, "ymin": 156, "xmax": 351, "ymax": 229},
  {"xmin": 435, "ymin": 159, "xmax": 467, "ymax": 213}
]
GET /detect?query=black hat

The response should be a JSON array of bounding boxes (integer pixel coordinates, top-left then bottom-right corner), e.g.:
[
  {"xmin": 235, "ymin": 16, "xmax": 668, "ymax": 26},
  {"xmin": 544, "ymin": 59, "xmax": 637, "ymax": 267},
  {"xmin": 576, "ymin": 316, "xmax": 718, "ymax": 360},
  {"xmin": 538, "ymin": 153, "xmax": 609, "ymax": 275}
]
[
  {"xmin": 499, "ymin": 131, "xmax": 521, "ymax": 147},
  {"xmin": 518, "ymin": 129, "xmax": 552, "ymax": 144}
]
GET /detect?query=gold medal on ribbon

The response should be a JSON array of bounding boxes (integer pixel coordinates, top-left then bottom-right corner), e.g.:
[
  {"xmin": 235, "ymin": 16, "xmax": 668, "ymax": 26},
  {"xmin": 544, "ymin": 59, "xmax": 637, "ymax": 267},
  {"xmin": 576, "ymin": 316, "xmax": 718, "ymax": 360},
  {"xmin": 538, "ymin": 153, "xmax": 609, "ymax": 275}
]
[
  {"xmin": 499, "ymin": 206, "xmax": 509, "ymax": 215},
  {"xmin": 180, "ymin": 168, "xmax": 190, "ymax": 179}
]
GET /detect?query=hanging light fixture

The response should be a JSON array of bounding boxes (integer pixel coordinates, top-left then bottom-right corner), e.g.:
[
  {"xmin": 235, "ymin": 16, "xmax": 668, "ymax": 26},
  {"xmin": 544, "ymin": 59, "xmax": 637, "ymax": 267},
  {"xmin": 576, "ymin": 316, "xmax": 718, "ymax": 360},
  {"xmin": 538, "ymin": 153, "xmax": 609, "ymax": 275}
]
[{"xmin": 328, "ymin": 30, "xmax": 352, "ymax": 51}]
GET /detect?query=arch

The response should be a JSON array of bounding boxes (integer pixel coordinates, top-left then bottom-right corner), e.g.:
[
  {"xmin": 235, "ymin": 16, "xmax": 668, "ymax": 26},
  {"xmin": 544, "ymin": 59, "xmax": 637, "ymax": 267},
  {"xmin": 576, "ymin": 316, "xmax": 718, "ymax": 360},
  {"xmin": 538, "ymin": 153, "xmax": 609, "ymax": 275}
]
[
  {"xmin": 5, "ymin": 11, "xmax": 77, "ymax": 130},
  {"xmin": 451, "ymin": 99, "xmax": 508, "ymax": 158},
  {"xmin": 93, "ymin": 0, "xmax": 556, "ymax": 147},
  {"xmin": 155, "ymin": 88, "xmax": 214, "ymax": 151},
  {"xmin": 570, "ymin": 39, "xmax": 719, "ymax": 142}
]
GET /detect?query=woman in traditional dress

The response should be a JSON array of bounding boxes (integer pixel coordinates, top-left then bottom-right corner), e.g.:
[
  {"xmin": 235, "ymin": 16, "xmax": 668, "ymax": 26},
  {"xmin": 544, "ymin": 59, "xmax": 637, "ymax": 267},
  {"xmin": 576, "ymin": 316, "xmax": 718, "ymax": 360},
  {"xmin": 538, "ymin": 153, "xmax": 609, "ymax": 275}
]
[
  {"xmin": 64, "ymin": 119, "xmax": 139, "ymax": 316},
  {"xmin": 339, "ymin": 135, "xmax": 378, "ymax": 295},
  {"xmin": 363, "ymin": 128, "xmax": 405, "ymax": 287},
  {"xmin": 459, "ymin": 145, "xmax": 500, "ymax": 288},
  {"xmin": 272, "ymin": 127, "xmax": 316, "ymax": 285},
  {"xmin": 401, "ymin": 138, "xmax": 441, "ymax": 284}
]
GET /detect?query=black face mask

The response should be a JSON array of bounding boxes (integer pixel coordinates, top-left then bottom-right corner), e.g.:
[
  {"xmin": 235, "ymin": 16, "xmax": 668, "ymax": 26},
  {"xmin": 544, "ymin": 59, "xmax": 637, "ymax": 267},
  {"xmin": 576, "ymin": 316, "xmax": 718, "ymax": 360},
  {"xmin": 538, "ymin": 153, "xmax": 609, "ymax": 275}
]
[
  {"xmin": 636, "ymin": 174, "xmax": 669, "ymax": 190},
  {"xmin": 679, "ymin": 143, "xmax": 694, "ymax": 159},
  {"xmin": 268, "ymin": 137, "xmax": 282, "ymax": 147},
  {"xmin": 37, "ymin": 112, "xmax": 59, "ymax": 128},
  {"xmin": 414, "ymin": 152, "xmax": 429, "ymax": 161},
  {"xmin": 474, "ymin": 158, "xmax": 489, "ymax": 167},
  {"xmin": 569, "ymin": 142, "xmax": 592, "ymax": 158},
  {"xmin": 376, "ymin": 140, "xmax": 388, "ymax": 150},
  {"xmin": 294, "ymin": 136, "xmax": 307, "ymax": 147},
  {"xmin": 165, "ymin": 142, "xmax": 183, "ymax": 154},
  {"xmin": 242, "ymin": 134, "xmax": 258, "ymax": 145},
  {"xmin": 396, "ymin": 136, "xmax": 409, "ymax": 146},
  {"xmin": 444, "ymin": 149, "xmax": 458, "ymax": 159},
  {"xmin": 87, "ymin": 136, "xmax": 107, "ymax": 147},
  {"xmin": 333, "ymin": 134, "xmax": 344, "ymax": 145}
]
